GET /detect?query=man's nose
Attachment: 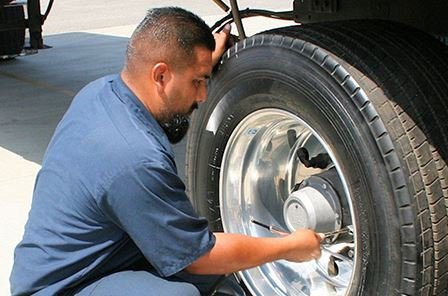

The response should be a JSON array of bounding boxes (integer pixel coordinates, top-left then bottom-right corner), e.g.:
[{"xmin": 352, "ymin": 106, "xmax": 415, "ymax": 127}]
[{"xmin": 196, "ymin": 84, "xmax": 208, "ymax": 103}]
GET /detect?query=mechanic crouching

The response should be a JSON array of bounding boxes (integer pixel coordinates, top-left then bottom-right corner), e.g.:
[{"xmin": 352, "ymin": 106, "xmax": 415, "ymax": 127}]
[{"xmin": 10, "ymin": 7, "xmax": 323, "ymax": 296}]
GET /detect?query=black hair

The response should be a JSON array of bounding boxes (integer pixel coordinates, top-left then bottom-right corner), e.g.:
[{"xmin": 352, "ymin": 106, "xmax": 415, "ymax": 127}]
[{"xmin": 125, "ymin": 7, "xmax": 215, "ymax": 69}]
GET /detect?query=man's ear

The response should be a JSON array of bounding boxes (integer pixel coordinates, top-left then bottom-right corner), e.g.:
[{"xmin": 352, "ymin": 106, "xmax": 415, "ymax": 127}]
[{"xmin": 152, "ymin": 62, "xmax": 171, "ymax": 91}]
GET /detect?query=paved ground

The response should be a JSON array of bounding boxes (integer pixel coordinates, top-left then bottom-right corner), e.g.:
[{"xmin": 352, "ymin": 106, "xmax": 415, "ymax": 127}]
[{"xmin": 0, "ymin": 0, "xmax": 294, "ymax": 294}]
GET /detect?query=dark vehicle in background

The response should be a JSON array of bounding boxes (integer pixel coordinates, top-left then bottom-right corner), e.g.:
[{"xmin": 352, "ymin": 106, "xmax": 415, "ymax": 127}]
[
  {"xmin": 1, "ymin": 0, "xmax": 51, "ymax": 58},
  {"xmin": 3, "ymin": 1, "xmax": 448, "ymax": 295}
]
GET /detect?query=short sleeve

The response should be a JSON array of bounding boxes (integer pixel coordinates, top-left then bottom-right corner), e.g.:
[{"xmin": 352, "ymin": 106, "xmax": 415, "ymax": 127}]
[{"xmin": 101, "ymin": 160, "xmax": 215, "ymax": 277}]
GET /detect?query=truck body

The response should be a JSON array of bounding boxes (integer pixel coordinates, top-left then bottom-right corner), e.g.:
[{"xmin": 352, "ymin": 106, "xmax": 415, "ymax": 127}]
[{"xmin": 1, "ymin": 0, "xmax": 447, "ymax": 58}]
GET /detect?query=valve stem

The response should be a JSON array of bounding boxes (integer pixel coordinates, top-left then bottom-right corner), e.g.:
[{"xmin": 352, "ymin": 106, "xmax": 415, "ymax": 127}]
[{"xmin": 251, "ymin": 219, "xmax": 289, "ymax": 236}]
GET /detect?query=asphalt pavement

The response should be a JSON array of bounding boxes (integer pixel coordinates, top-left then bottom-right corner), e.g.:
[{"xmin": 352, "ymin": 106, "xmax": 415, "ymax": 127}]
[{"xmin": 0, "ymin": 0, "xmax": 294, "ymax": 293}]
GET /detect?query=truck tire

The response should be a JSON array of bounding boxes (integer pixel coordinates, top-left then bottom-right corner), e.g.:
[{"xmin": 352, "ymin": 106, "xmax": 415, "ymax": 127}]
[
  {"xmin": 0, "ymin": 5, "xmax": 25, "ymax": 56},
  {"xmin": 186, "ymin": 20, "xmax": 448, "ymax": 295}
]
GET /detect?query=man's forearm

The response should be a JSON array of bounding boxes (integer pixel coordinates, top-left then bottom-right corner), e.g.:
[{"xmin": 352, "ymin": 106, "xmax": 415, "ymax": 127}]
[{"xmin": 185, "ymin": 230, "xmax": 321, "ymax": 275}]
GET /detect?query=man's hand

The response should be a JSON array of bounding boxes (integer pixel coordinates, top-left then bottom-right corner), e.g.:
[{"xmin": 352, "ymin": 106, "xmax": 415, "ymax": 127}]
[
  {"xmin": 212, "ymin": 24, "xmax": 232, "ymax": 67},
  {"xmin": 280, "ymin": 229, "xmax": 324, "ymax": 262}
]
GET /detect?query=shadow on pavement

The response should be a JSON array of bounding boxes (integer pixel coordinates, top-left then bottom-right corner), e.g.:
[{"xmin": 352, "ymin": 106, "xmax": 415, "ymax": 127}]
[{"xmin": 0, "ymin": 32, "xmax": 128, "ymax": 164}]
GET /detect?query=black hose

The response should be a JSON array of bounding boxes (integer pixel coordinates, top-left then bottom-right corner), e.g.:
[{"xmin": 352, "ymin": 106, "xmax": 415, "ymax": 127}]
[
  {"xmin": 211, "ymin": 9, "xmax": 294, "ymax": 32},
  {"xmin": 42, "ymin": 0, "xmax": 54, "ymax": 22}
]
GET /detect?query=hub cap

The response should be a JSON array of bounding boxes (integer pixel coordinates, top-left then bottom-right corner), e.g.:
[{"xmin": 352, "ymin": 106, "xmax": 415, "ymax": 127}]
[{"xmin": 283, "ymin": 177, "xmax": 342, "ymax": 233}]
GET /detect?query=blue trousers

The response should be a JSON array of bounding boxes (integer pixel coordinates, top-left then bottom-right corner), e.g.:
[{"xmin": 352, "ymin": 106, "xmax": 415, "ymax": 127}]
[
  {"xmin": 68, "ymin": 243, "xmax": 224, "ymax": 296},
  {"xmin": 72, "ymin": 270, "xmax": 223, "ymax": 296}
]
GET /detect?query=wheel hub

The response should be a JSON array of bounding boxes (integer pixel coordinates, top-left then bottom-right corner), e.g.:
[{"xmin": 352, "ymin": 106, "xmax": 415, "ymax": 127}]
[
  {"xmin": 283, "ymin": 176, "xmax": 342, "ymax": 233},
  {"xmin": 218, "ymin": 109, "xmax": 355, "ymax": 295}
]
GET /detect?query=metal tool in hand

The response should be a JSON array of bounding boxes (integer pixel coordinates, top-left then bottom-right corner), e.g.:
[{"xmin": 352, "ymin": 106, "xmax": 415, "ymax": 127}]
[
  {"xmin": 322, "ymin": 227, "xmax": 351, "ymax": 244},
  {"xmin": 322, "ymin": 227, "xmax": 351, "ymax": 239},
  {"xmin": 251, "ymin": 219, "xmax": 352, "ymax": 239}
]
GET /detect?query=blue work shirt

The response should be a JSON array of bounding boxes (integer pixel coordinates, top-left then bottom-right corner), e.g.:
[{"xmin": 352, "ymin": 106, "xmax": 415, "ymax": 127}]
[{"xmin": 10, "ymin": 74, "xmax": 215, "ymax": 295}]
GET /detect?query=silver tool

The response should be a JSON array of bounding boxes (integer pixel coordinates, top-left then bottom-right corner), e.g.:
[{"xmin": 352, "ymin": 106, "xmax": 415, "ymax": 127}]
[{"xmin": 322, "ymin": 227, "xmax": 351, "ymax": 240}]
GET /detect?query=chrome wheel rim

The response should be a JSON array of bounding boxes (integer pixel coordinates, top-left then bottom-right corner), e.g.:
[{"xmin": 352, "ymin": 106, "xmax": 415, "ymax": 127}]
[{"xmin": 219, "ymin": 108, "xmax": 357, "ymax": 295}]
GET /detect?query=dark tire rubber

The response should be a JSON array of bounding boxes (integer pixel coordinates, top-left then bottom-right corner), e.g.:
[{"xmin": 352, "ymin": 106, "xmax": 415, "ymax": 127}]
[
  {"xmin": 0, "ymin": 5, "xmax": 25, "ymax": 56},
  {"xmin": 186, "ymin": 20, "xmax": 448, "ymax": 295}
]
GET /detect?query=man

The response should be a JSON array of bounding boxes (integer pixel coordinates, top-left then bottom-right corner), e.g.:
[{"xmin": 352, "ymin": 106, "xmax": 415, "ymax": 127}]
[{"xmin": 10, "ymin": 7, "xmax": 322, "ymax": 296}]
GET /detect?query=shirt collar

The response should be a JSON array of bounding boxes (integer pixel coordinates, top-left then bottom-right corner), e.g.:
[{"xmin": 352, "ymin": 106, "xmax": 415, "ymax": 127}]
[{"xmin": 110, "ymin": 74, "xmax": 173, "ymax": 155}]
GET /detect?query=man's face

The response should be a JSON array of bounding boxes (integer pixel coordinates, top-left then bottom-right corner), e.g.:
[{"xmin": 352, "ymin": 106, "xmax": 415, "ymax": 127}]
[{"xmin": 159, "ymin": 46, "xmax": 213, "ymax": 143}]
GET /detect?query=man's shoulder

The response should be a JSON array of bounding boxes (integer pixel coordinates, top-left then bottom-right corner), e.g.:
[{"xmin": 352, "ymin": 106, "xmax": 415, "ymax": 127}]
[{"xmin": 77, "ymin": 74, "xmax": 117, "ymax": 97}]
